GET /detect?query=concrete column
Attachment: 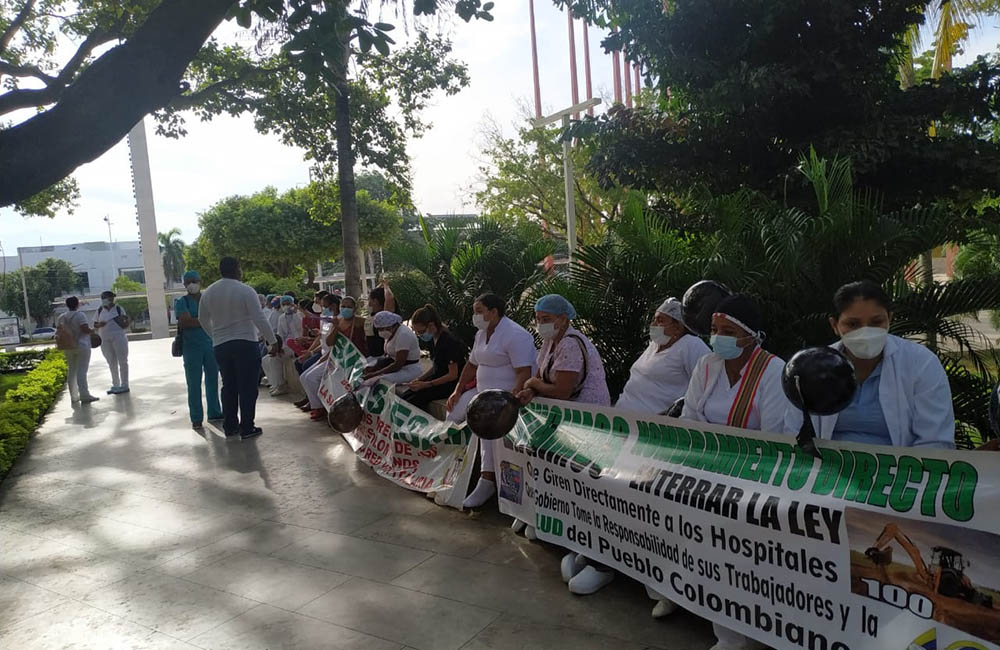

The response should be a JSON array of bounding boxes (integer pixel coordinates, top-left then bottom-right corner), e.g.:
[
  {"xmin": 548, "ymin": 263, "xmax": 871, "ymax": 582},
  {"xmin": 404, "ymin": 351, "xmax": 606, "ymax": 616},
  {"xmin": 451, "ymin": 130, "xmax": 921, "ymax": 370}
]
[{"xmin": 127, "ymin": 118, "xmax": 170, "ymax": 339}]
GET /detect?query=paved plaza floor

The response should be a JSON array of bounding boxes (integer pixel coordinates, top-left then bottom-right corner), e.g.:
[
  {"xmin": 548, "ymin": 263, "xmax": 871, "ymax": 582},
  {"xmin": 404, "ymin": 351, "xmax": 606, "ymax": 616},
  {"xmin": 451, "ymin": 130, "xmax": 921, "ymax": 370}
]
[{"xmin": 0, "ymin": 339, "xmax": 714, "ymax": 650}]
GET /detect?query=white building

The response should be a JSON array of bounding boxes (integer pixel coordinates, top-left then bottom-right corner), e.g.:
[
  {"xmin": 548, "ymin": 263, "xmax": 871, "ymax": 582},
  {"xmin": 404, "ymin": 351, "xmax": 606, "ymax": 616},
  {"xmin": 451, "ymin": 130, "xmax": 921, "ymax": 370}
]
[{"xmin": 3, "ymin": 240, "xmax": 146, "ymax": 296}]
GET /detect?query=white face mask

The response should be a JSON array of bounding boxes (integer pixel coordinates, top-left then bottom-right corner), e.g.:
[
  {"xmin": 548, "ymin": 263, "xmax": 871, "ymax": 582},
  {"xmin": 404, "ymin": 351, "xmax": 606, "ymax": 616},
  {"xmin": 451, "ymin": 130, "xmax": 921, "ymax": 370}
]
[
  {"xmin": 186, "ymin": 283, "xmax": 200, "ymax": 295},
  {"xmin": 649, "ymin": 325, "xmax": 671, "ymax": 346},
  {"xmin": 284, "ymin": 305, "xmax": 295, "ymax": 314},
  {"xmin": 378, "ymin": 328, "xmax": 392, "ymax": 339},
  {"xmin": 841, "ymin": 326, "xmax": 888, "ymax": 359},
  {"xmin": 536, "ymin": 322, "xmax": 558, "ymax": 340},
  {"xmin": 101, "ymin": 298, "xmax": 112, "ymax": 308},
  {"xmin": 311, "ymin": 303, "xmax": 322, "ymax": 314},
  {"xmin": 472, "ymin": 313, "xmax": 489, "ymax": 330}
]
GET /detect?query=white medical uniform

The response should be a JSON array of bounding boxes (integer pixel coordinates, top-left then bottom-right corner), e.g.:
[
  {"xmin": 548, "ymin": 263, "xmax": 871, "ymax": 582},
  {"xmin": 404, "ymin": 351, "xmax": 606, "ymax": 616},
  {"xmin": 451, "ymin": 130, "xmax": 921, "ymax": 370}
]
[
  {"xmin": 454, "ymin": 317, "xmax": 537, "ymax": 471},
  {"xmin": 262, "ymin": 310, "xmax": 303, "ymax": 390},
  {"xmin": 680, "ymin": 347, "xmax": 788, "ymax": 649},
  {"xmin": 784, "ymin": 335, "xmax": 955, "ymax": 449},
  {"xmin": 95, "ymin": 304, "xmax": 129, "ymax": 389},
  {"xmin": 366, "ymin": 324, "xmax": 423, "ymax": 386},
  {"xmin": 302, "ymin": 316, "xmax": 337, "ymax": 409},
  {"xmin": 615, "ymin": 335, "xmax": 710, "ymax": 414}
]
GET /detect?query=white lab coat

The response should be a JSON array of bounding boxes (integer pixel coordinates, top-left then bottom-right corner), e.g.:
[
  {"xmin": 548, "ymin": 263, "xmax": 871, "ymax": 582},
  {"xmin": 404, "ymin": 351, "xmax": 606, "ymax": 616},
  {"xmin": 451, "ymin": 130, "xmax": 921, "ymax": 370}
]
[
  {"xmin": 277, "ymin": 311, "xmax": 304, "ymax": 342},
  {"xmin": 680, "ymin": 348, "xmax": 788, "ymax": 435},
  {"xmin": 783, "ymin": 335, "xmax": 955, "ymax": 449}
]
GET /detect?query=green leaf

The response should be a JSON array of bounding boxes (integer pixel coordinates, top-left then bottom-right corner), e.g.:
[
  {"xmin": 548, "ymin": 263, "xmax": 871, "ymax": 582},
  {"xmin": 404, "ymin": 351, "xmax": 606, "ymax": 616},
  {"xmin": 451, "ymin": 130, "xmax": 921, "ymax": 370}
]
[
  {"xmin": 287, "ymin": 5, "xmax": 312, "ymax": 26},
  {"xmin": 373, "ymin": 36, "xmax": 390, "ymax": 56},
  {"xmin": 373, "ymin": 22, "xmax": 395, "ymax": 32}
]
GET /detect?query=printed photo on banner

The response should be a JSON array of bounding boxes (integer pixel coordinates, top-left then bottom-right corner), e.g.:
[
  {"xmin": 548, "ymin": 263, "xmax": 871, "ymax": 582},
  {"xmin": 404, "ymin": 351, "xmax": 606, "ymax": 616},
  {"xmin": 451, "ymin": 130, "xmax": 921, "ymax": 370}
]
[{"xmin": 847, "ymin": 508, "xmax": 1000, "ymax": 643}]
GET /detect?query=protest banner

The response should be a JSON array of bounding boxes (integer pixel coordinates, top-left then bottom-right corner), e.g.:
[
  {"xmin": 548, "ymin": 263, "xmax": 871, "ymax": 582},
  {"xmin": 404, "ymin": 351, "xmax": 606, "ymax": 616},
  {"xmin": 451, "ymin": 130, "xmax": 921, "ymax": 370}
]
[
  {"xmin": 318, "ymin": 334, "xmax": 477, "ymax": 509},
  {"xmin": 495, "ymin": 398, "xmax": 1000, "ymax": 650}
]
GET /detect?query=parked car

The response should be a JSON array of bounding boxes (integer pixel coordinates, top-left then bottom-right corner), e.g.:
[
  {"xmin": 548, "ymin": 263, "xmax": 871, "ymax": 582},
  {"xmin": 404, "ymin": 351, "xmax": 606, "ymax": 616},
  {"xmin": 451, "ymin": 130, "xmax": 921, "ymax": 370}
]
[{"xmin": 30, "ymin": 327, "xmax": 56, "ymax": 341}]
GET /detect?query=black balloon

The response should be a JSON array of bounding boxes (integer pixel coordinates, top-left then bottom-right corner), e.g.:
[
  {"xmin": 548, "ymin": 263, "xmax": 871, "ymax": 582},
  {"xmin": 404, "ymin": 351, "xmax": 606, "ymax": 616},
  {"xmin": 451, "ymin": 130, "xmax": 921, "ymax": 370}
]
[
  {"xmin": 681, "ymin": 280, "xmax": 732, "ymax": 336},
  {"xmin": 328, "ymin": 392, "xmax": 364, "ymax": 433},
  {"xmin": 467, "ymin": 390, "xmax": 520, "ymax": 441},
  {"xmin": 782, "ymin": 347, "xmax": 857, "ymax": 416}
]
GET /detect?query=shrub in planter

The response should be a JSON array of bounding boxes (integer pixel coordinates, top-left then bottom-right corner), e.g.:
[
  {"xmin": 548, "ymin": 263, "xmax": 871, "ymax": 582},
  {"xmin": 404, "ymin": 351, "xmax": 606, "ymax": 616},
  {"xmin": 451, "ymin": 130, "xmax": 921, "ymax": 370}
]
[{"xmin": 0, "ymin": 350, "xmax": 67, "ymax": 476}]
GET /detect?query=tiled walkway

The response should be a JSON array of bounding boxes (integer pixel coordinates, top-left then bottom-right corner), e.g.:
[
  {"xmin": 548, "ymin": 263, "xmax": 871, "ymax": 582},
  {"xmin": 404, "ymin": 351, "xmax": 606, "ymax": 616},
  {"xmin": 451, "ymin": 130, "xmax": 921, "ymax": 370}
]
[{"xmin": 0, "ymin": 340, "xmax": 713, "ymax": 649}]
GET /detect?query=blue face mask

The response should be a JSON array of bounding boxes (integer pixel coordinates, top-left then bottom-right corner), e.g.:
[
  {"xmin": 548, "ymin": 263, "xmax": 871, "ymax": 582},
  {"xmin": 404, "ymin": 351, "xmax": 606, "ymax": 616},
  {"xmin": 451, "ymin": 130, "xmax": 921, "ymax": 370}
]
[
  {"xmin": 419, "ymin": 331, "xmax": 434, "ymax": 342},
  {"xmin": 322, "ymin": 308, "xmax": 333, "ymax": 317},
  {"xmin": 710, "ymin": 334, "xmax": 744, "ymax": 360},
  {"xmin": 340, "ymin": 307, "xmax": 354, "ymax": 319}
]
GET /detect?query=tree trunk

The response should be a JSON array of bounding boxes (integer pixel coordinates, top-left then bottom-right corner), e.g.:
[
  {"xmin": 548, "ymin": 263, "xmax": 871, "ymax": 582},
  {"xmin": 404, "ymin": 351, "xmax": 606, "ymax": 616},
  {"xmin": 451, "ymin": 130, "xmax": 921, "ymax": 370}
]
[
  {"xmin": 334, "ymin": 41, "xmax": 364, "ymax": 301},
  {"xmin": 0, "ymin": 0, "xmax": 236, "ymax": 207}
]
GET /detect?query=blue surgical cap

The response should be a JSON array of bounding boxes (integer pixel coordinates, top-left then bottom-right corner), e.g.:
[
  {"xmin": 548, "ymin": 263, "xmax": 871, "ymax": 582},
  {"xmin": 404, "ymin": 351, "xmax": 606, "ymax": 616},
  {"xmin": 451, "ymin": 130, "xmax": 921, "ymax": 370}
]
[
  {"xmin": 183, "ymin": 270, "xmax": 200, "ymax": 282},
  {"xmin": 280, "ymin": 295, "xmax": 294, "ymax": 305},
  {"xmin": 266, "ymin": 293, "xmax": 277, "ymax": 302},
  {"xmin": 534, "ymin": 294, "xmax": 576, "ymax": 319}
]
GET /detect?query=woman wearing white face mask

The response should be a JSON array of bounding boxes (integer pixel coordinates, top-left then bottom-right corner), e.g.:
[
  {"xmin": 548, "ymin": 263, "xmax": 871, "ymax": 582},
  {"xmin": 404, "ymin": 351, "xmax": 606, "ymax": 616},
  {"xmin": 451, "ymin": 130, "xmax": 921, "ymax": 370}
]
[
  {"xmin": 785, "ymin": 280, "xmax": 955, "ymax": 449},
  {"xmin": 93, "ymin": 290, "xmax": 131, "ymax": 394},
  {"xmin": 616, "ymin": 297, "xmax": 710, "ymax": 415},
  {"xmin": 360, "ymin": 311, "xmax": 423, "ymax": 387},
  {"xmin": 678, "ymin": 293, "xmax": 789, "ymax": 650},
  {"xmin": 446, "ymin": 293, "xmax": 537, "ymax": 509},
  {"xmin": 515, "ymin": 294, "xmax": 614, "ymax": 595},
  {"xmin": 261, "ymin": 296, "xmax": 302, "ymax": 396}
]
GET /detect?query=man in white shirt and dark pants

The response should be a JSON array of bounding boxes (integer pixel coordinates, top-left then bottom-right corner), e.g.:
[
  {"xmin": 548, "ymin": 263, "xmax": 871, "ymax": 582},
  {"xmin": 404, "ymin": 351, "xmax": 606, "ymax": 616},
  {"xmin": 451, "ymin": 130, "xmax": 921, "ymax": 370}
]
[{"xmin": 198, "ymin": 257, "xmax": 280, "ymax": 439}]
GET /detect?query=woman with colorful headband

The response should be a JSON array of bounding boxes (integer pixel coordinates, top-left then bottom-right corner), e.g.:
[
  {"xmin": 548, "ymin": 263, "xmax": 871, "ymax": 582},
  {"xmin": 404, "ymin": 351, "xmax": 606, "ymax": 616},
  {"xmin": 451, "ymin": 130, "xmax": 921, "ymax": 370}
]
[{"xmin": 672, "ymin": 293, "xmax": 790, "ymax": 650}]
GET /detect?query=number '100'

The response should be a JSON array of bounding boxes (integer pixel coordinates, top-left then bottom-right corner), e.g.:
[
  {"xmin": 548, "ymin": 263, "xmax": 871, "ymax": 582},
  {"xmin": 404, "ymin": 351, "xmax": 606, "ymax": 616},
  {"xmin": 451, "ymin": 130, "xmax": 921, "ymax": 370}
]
[{"xmin": 860, "ymin": 578, "xmax": 933, "ymax": 619}]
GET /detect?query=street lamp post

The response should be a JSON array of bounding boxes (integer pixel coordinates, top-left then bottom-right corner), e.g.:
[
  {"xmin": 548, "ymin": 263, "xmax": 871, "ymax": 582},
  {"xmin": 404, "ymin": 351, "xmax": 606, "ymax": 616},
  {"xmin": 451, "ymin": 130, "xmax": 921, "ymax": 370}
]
[
  {"xmin": 16, "ymin": 247, "xmax": 30, "ymax": 328},
  {"xmin": 531, "ymin": 97, "xmax": 601, "ymax": 262}
]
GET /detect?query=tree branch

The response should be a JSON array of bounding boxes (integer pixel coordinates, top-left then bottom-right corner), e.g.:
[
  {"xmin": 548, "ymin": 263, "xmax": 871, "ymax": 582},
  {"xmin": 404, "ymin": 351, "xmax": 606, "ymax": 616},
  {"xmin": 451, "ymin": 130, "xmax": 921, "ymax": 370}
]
[
  {"xmin": 164, "ymin": 63, "xmax": 290, "ymax": 112},
  {"xmin": 0, "ymin": 60, "xmax": 56, "ymax": 85},
  {"xmin": 0, "ymin": 0, "xmax": 238, "ymax": 206},
  {"xmin": 0, "ymin": 28, "xmax": 117, "ymax": 115},
  {"xmin": 0, "ymin": 0, "xmax": 36, "ymax": 56}
]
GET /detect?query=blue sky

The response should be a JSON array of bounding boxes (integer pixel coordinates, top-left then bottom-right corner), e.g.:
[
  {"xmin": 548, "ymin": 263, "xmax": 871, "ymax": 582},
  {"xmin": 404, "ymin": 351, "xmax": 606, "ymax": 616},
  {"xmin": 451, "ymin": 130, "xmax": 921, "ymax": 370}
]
[{"xmin": 0, "ymin": 7, "xmax": 998, "ymax": 254}]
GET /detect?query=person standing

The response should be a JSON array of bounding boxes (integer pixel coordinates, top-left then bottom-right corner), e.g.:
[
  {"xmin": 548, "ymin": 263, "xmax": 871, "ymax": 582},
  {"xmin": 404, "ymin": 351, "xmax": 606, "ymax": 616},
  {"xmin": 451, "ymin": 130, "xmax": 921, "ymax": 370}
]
[
  {"xmin": 198, "ymin": 257, "xmax": 279, "ymax": 439},
  {"xmin": 175, "ymin": 271, "xmax": 223, "ymax": 429},
  {"xmin": 56, "ymin": 296, "xmax": 99, "ymax": 404},
  {"xmin": 93, "ymin": 290, "xmax": 130, "ymax": 394}
]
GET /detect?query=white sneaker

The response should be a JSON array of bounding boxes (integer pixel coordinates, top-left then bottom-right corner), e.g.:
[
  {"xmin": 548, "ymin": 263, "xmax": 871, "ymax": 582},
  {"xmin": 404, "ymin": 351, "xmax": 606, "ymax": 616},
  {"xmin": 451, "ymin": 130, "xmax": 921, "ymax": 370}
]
[
  {"xmin": 462, "ymin": 478, "xmax": 496, "ymax": 509},
  {"xmin": 652, "ymin": 599, "xmax": 678, "ymax": 618},
  {"xmin": 269, "ymin": 384, "xmax": 288, "ymax": 396},
  {"xmin": 568, "ymin": 565, "xmax": 614, "ymax": 595},
  {"xmin": 560, "ymin": 553, "xmax": 587, "ymax": 583},
  {"xmin": 524, "ymin": 525, "xmax": 537, "ymax": 541},
  {"xmin": 510, "ymin": 519, "xmax": 526, "ymax": 534}
]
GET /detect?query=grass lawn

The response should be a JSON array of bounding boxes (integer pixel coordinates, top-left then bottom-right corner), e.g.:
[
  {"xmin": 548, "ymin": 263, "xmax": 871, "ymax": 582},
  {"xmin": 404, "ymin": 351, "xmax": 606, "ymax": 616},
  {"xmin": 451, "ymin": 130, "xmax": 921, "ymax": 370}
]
[{"xmin": 0, "ymin": 372, "xmax": 26, "ymax": 401}]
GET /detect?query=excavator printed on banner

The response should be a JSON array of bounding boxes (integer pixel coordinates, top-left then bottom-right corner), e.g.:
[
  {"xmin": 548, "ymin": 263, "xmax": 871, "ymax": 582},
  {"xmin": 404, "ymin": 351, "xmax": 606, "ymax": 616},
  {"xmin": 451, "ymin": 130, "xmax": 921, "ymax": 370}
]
[{"xmin": 866, "ymin": 523, "xmax": 994, "ymax": 609}]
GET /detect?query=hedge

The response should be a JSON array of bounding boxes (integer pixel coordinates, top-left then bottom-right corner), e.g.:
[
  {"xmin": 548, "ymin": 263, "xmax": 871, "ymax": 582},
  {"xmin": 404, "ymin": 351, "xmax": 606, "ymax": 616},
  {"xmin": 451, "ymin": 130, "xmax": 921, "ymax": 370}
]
[
  {"xmin": 0, "ymin": 349, "xmax": 48, "ymax": 372},
  {"xmin": 0, "ymin": 349, "xmax": 66, "ymax": 476}
]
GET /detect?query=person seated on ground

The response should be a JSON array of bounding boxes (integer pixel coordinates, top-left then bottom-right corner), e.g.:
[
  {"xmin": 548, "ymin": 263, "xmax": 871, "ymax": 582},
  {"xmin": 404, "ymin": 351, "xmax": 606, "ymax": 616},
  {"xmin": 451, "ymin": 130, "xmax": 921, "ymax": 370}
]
[
  {"xmin": 677, "ymin": 293, "xmax": 789, "ymax": 650},
  {"xmin": 401, "ymin": 304, "xmax": 468, "ymax": 414},
  {"xmin": 296, "ymin": 294, "xmax": 365, "ymax": 419},
  {"xmin": 785, "ymin": 280, "xmax": 955, "ymax": 449},
  {"xmin": 361, "ymin": 311, "xmax": 423, "ymax": 386},
  {"xmin": 515, "ymin": 294, "xmax": 614, "ymax": 596},
  {"xmin": 616, "ymin": 297, "xmax": 710, "ymax": 416},
  {"xmin": 261, "ymin": 296, "xmax": 303, "ymax": 396},
  {"xmin": 448, "ymin": 293, "xmax": 536, "ymax": 509},
  {"xmin": 365, "ymin": 281, "xmax": 396, "ymax": 359}
]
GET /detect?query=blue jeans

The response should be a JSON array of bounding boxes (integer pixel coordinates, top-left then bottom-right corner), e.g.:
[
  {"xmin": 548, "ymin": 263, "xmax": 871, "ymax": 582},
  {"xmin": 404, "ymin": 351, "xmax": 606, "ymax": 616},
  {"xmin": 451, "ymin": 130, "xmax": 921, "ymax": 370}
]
[{"xmin": 214, "ymin": 339, "xmax": 261, "ymax": 434}]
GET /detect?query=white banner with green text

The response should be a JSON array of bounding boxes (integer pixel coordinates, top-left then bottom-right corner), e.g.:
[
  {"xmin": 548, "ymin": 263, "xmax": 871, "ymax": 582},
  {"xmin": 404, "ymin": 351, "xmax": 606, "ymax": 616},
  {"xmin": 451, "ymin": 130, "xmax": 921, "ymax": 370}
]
[
  {"xmin": 495, "ymin": 398, "xmax": 1000, "ymax": 650},
  {"xmin": 318, "ymin": 334, "xmax": 477, "ymax": 509}
]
